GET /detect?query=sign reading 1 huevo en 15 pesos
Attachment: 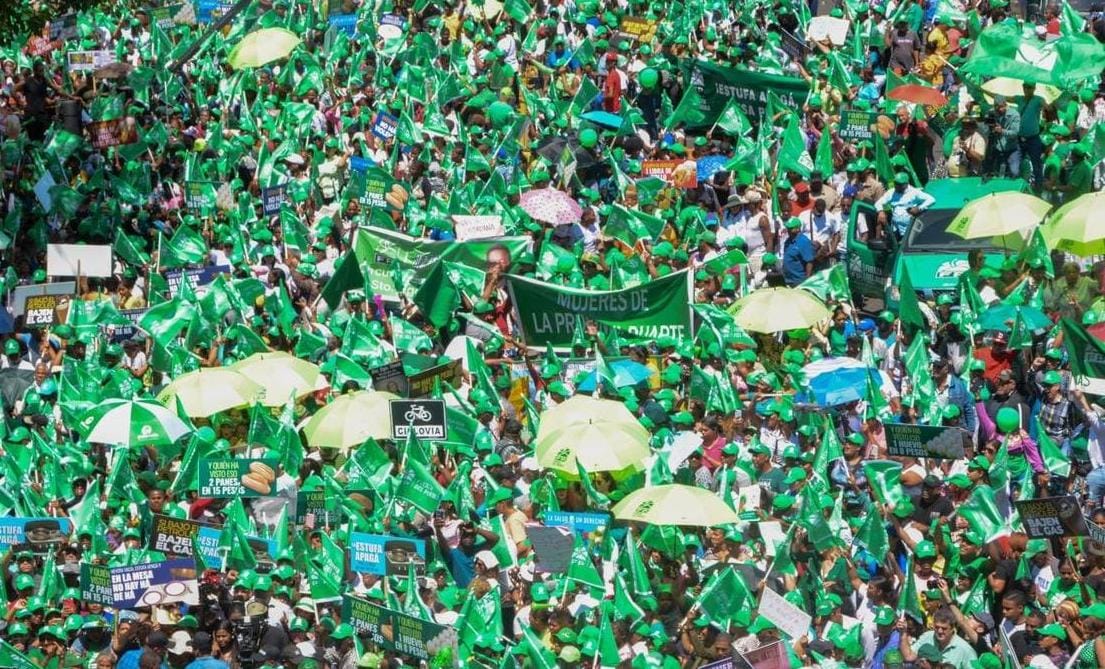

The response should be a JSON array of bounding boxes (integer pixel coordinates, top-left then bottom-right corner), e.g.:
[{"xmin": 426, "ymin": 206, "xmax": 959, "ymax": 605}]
[{"xmin": 506, "ymin": 270, "xmax": 692, "ymax": 348}]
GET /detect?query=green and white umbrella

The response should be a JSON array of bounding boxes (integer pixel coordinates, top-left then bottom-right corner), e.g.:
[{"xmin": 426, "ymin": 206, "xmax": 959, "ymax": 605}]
[
  {"xmin": 299, "ymin": 390, "xmax": 400, "ymax": 450},
  {"xmin": 79, "ymin": 399, "xmax": 192, "ymax": 447},
  {"xmin": 227, "ymin": 28, "xmax": 302, "ymax": 69}
]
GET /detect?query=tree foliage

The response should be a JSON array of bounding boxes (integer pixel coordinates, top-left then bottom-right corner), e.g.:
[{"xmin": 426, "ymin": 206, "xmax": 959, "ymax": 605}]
[{"xmin": 0, "ymin": 0, "xmax": 107, "ymax": 46}]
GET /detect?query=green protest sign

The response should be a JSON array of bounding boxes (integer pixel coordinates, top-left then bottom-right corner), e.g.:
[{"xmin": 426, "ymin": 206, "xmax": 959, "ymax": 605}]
[
  {"xmin": 353, "ymin": 228, "xmax": 530, "ymax": 302},
  {"xmin": 197, "ymin": 458, "xmax": 279, "ymax": 498},
  {"xmin": 79, "ymin": 563, "xmax": 114, "ymax": 606},
  {"xmin": 184, "ymin": 181, "xmax": 218, "ymax": 211},
  {"xmin": 837, "ymin": 108, "xmax": 880, "ymax": 141},
  {"xmin": 296, "ymin": 488, "xmax": 337, "ymax": 523},
  {"xmin": 346, "ymin": 162, "xmax": 410, "ymax": 211},
  {"xmin": 342, "ymin": 594, "xmax": 391, "ymax": 647},
  {"xmin": 506, "ymin": 270, "xmax": 693, "ymax": 348},
  {"xmin": 684, "ymin": 60, "xmax": 809, "ymax": 125},
  {"xmin": 884, "ymin": 423, "xmax": 966, "ymax": 460},
  {"xmin": 391, "ymin": 609, "xmax": 456, "ymax": 661}
]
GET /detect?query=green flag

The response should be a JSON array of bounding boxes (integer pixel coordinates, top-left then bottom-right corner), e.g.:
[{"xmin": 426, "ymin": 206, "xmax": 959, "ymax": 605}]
[
  {"xmin": 898, "ymin": 556, "xmax": 925, "ymax": 623},
  {"xmin": 898, "ymin": 264, "xmax": 926, "ymax": 331},
  {"xmin": 959, "ymin": 485, "xmax": 1009, "ymax": 542},
  {"xmin": 566, "ymin": 531, "xmax": 604, "ymax": 589},
  {"xmin": 777, "ymin": 112, "xmax": 814, "ymax": 177},
  {"xmin": 713, "ymin": 98, "xmax": 752, "ymax": 136},
  {"xmin": 664, "ymin": 86, "xmax": 707, "ymax": 129},
  {"xmin": 862, "ymin": 460, "xmax": 906, "ymax": 507},
  {"xmin": 395, "ymin": 458, "xmax": 444, "ymax": 515}
]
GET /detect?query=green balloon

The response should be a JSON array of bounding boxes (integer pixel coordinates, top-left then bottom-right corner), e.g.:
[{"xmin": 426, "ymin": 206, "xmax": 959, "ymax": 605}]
[
  {"xmin": 995, "ymin": 406, "xmax": 1020, "ymax": 434},
  {"xmin": 639, "ymin": 68, "xmax": 659, "ymax": 89},
  {"xmin": 579, "ymin": 128, "xmax": 599, "ymax": 148},
  {"xmin": 488, "ymin": 101, "xmax": 514, "ymax": 126}
]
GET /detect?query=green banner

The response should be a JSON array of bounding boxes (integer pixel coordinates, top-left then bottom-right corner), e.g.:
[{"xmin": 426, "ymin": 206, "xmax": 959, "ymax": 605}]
[
  {"xmin": 353, "ymin": 227, "xmax": 530, "ymax": 301},
  {"xmin": 684, "ymin": 60, "xmax": 809, "ymax": 125},
  {"xmin": 197, "ymin": 458, "xmax": 280, "ymax": 498},
  {"xmin": 79, "ymin": 563, "xmax": 114, "ymax": 606},
  {"xmin": 838, "ymin": 108, "xmax": 880, "ymax": 141},
  {"xmin": 506, "ymin": 270, "xmax": 692, "ymax": 348},
  {"xmin": 340, "ymin": 595, "xmax": 456, "ymax": 661},
  {"xmin": 884, "ymin": 423, "xmax": 966, "ymax": 460},
  {"xmin": 295, "ymin": 489, "xmax": 337, "ymax": 523}
]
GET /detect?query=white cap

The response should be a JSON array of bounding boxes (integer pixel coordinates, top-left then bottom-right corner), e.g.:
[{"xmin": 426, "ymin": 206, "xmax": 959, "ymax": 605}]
[
  {"xmin": 475, "ymin": 550, "xmax": 500, "ymax": 568},
  {"xmin": 168, "ymin": 631, "xmax": 193, "ymax": 656}
]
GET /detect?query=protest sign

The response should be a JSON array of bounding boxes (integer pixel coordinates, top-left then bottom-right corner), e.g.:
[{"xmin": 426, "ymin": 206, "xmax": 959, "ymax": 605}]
[
  {"xmin": 149, "ymin": 515, "xmax": 206, "ymax": 556},
  {"xmin": 185, "ymin": 181, "xmax": 219, "ymax": 210},
  {"xmin": 1015, "ymin": 496, "xmax": 1088, "ymax": 538},
  {"xmin": 347, "ymin": 163, "xmax": 409, "ymax": 212},
  {"xmin": 27, "ymin": 36, "xmax": 54, "ymax": 57},
  {"xmin": 80, "ymin": 563, "xmax": 114, "ymax": 605},
  {"xmin": 528, "ymin": 526, "xmax": 573, "ymax": 574},
  {"xmin": 542, "ymin": 511, "xmax": 611, "ymax": 534},
  {"xmin": 105, "ymin": 559, "xmax": 196, "ymax": 608},
  {"xmin": 371, "ymin": 360, "xmax": 411, "ymax": 396},
  {"xmin": 349, "ymin": 533, "xmax": 427, "ymax": 575},
  {"xmin": 67, "ymin": 50, "xmax": 116, "ymax": 72},
  {"xmin": 390, "ymin": 399, "xmax": 447, "ymax": 439},
  {"xmin": 451, "ymin": 215, "xmax": 505, "ymax": 242},
  {"xmin": 165, "ymin": 265, "xmax": 230, "ymax": 297},
  {"xmin": 33, "ymin": 170, "xmax": 55, "ymax": 212},
  {"xmin": 685, "ymin": 60, "xmax": 810, "ymax": 125},
  {"xmin": 149, "ymin": 4, "xmax": 189, "ymax": 27},
  {"xmin": 838, "ymin": 108, "xmax": 880, "ymax": 141},
  {"xmin": 262, "ymin": 185, "xmax": 287, "ymax": 216},
  {"xmin": 343, "ymin": 595, "xmax": 390, "ymax": 645},
  {"xmin": 740, "ymin": 641, "xmax": 789, "ymax": 669},
  {"xmin": 506, "ymin": 270, "xmax": 693, "ymax": 348},
  {"xmin": 617, "ymin": 16, "xmax": 658, "ymax": 42},
  {"xmin": 700, "ymin": 660, "xmax": 733, "ymax": 669},
  {"xmin": 195, "ymin": 0, "xmax": 235, "ymax": 23},
  {"xmin": 641, "ymin": 159, "xmax": 698, "ymax": 188},
  {"xmin": 372, "ymin": 111, "xmax": 399, "ymax": 140},
  {"xmin": 23, "ymin": 294, "xmax": 59, "ymax": 328},
  {"xmin": 379, "ymin": 13, "xmax": 407, "ymax": 39},
  {"xmin": 88, "ymin": 119, "xmax": 139, "ymax": 150},
  {"xmin": 807, "ymin": 15, "xmax": 850, "ymax": 45},
  {"xmin": 50, "ymin": 14, "xmax": 79, "ymax": 41},
  {"xmin": 352, "ymin": 227, "xmax": 528, "ymax": 302},
  {"xmin": 328, "ymin": 13, "xmax": 358, "ymax": 34},
  {"xmin": 13, "ymin": 282, "xmax": 74, "ymax": 318},
  {"xmin": 758, "ymin": 586, "xmax": 812, "ymax": 640},
  {"xmin": 296, "ymin": 489, "xmax": 336, "ymax": 524},
  {"xmin": 0, "ymin": 518, "xmax": 72, "ymax": 552},
  {"xmin": 47, "ymin": 243, "xmax": 113, "ymax": 277},
  {"xmin": 884, "ymin": 423, "xmax": 967, "ymax": 460},
  {"xmin": 104, "ymin": 308, "xmax": 147, "ymax": 342},
  {"xmin": 197, "ymin": 458, "xmax": 280, "ymax": 498},
  {"xmin": 407, "ymin": 359, "xmax": 462, "ymax": 398}
]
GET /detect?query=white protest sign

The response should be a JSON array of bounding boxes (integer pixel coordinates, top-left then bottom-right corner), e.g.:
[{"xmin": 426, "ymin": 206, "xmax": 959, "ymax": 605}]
[
  {"xmin": 758, "ymin": 520, "xmax": 784, "ymax": 557},
  {"xmin": 67, "ymin": 50, "xmax": 117, "ymax": 72},
  {"xmin": 451, "ymin": 215, "xmax": 505, "ymax": 242},
  {"xmin": 666, "ymin": 431, "xmax": 703, "ymax": 472},
  {"xmin": 47, "ymin": 244, "xmax": 113, "ymax": 277},
  {"xmin": 808, "ymin": 16, "xmax": 850, "ymax": 46},
  {"xmin": 34, "ymin": 171, "xmax": 55, "ymax": 212},
  {"xmin": 758, "ymin": 586, "xmax": 812, "ymax": 640}
]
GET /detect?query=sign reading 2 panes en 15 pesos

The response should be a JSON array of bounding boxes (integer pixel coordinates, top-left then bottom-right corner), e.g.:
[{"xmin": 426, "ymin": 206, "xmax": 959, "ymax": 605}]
[{"xmin": 197, "ymin": 458, "xmax": 280, "ymax": 497}]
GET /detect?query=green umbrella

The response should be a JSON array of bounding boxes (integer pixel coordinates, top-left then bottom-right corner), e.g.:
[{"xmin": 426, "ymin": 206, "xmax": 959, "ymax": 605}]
[
  {"xmin": 299, "ymin": 391, "xmax": 400, "ymax": 450},
  {"xmin": 945, "ymin": 191, "xmax": 1050, "ymax": 241},
  {"xmin": 79, "ymin": 399, "xmax": 192, "ymax": 447},
  {"xmin": 535, "ymin": 396, "xmax": 650, "ymax": 473},
  {"xmin": 231, "ymin": 351, "xmax": 322, "ymax": 406},
  {"xmin": 612, "ymin": 484, "xmax": 740, "ymax": 527},
  {"xmin": 227, "ymin": 28, "xmax": 302, "ymax": 70},
  {"xmin": 156, "ymin": 368, "xmax": 262, "ymax": 418},
  {"xmin": 1041, "ymin": 191, "xmax": 1105, "ymax": 256},
  {"xmin": 729, "ymin": 287, "xmax": 831, "ymax": 333}
]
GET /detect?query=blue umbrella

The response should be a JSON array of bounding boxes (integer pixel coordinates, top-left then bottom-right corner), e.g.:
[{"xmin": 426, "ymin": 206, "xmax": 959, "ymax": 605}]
[
  {"xmin": 576, "ymin": 359, "xmax": 655, "ymax": 391},
  {"xmin": 580, "ymin": 111, "xmax": 624, "ymax": 129},
  {"xmin": 800, "ymin": 358, "xmax": 883, "ymax": 407}
]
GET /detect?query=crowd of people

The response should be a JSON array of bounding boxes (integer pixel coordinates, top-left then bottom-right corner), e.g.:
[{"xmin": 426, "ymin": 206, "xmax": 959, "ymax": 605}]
[{"xmin": 0, "ymin": 0, "xmax": 1104, "ymax": 667}]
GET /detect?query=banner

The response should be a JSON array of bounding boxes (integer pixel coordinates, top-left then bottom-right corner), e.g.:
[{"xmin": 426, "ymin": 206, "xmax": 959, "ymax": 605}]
[
  {"xmin": 371, "ymin": 112, "xmax": 399, "ymax": 140},
  {"xmin": 67, "ymin": 50, "xmax": 116, "ymax": 72},
  {"xmin": 197, "ymin": 458, "xmax": 280, "ymax": 498},
  {"xmin": 451, "ymin": 215, "xmax": 504, "ymax": 242},
  {"xmin": 89, "ymin": 119, "xmax": 139, "ymax": 150},
  {"xmin": 1015, "ymin": 496, "xmax": 1088, "ymax": 538},
  {"xmin": 339, "ymin": 596, "xmax": 455, "ymax": 661},
  {"xmin": 390, "ymin": 399, "xmax": 447, "ymax": 439},
  {"xmin": 884, "ymin": 423, "xmax": 967, "ymax": 460},
  {"xmin": 165, "ymin": 265, "xmax": 230, "ymax": 297},
  {"xmin": 0, "ymin": 518, "xmax": 72, "ymax": 551},
  {"xmin": 79, "ymin": 563, "xmax": 114, "ymax": 605},
  {"xmin": 506, "ymin": 270, "xmax": 692, "ymax": 348},
  {"xmin": 542, "ymin": 511, "xmax": 611, "ymax": 534},
  {"xmin": 352, "ymin": 227, "xmax": 529, "ymax": 302},
  {"xmin": 329, "ymin": 13, "xmax": 357, "ymax": 34},
  {"xmin": 184, "ymin": 181, "xmax": 219, "ymax": 210},
  {"xmin": 641, "ymin": 159, "xmax": 698, "ymax": 188},
  {"xmin": 23, "ymin": 294, "xmax": 59, "ymax": 328},
  {"xmin": 407, "ymin": 358, "xmax": 462, "ymax": 399},
  {"xmin": 617, "ymin": 16, "xmax": 658, "ymax": 42},
  {"xmin": 684, "ymin": 60, "xmax": 809, "ymax": 125},
  {"xmin": 349, "ymin": 533, "xmax": 427, "ymax": 575},
  {"xmin": 837, "ymin": 108, "xmax": 880, "ymax": 141},
  {"xmin": 262, "ymin": 185, "xmax": 287, "ymax": 216}
]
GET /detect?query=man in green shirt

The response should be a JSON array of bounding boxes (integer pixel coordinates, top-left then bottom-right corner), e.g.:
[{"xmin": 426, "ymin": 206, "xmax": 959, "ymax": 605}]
[
  {"xmin": 1063, "ymin": 146, "xmax": 1093, "ymax": 200},
  {"xmin": 1018, "ymin": 83, "xmax": 1046, "ymax": 190}
]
